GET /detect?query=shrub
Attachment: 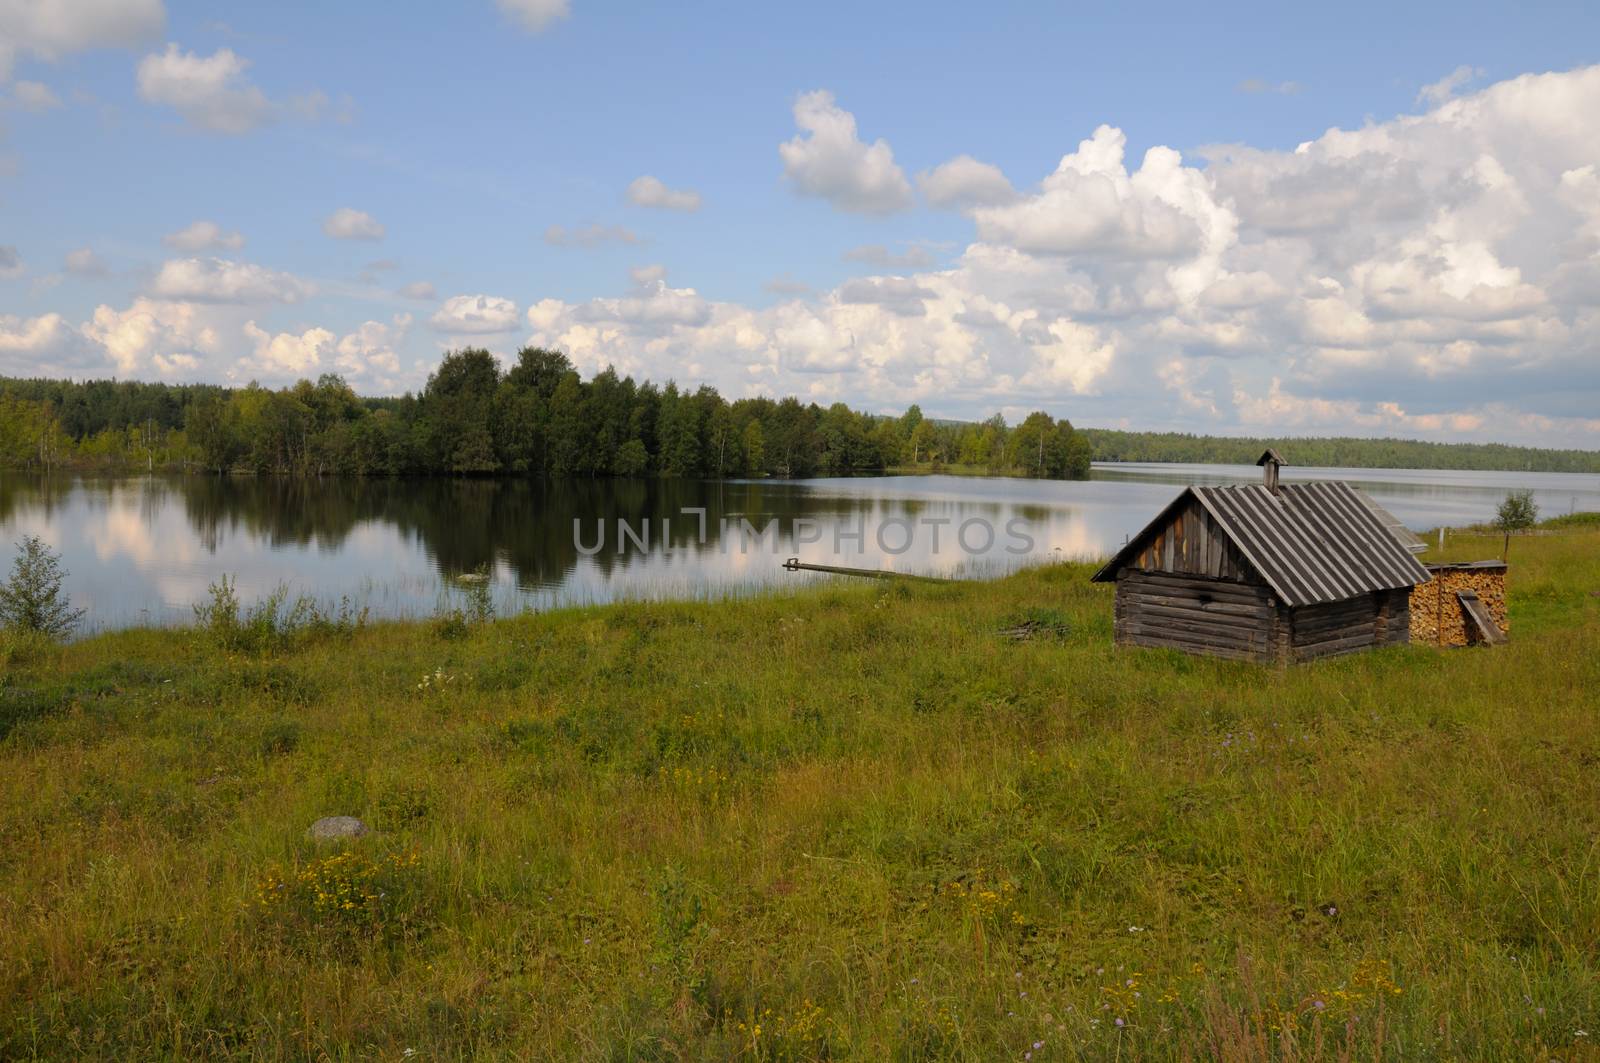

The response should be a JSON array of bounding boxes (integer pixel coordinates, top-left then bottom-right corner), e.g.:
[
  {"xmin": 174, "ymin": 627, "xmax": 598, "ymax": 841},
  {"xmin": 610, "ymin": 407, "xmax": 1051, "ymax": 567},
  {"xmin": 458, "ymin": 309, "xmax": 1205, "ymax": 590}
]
[
  {"xmin": 1494, "ymin": 489, "xmax": 1539, "ymax": 559},
  {"xmin": 253, "ymin": 847, "xmax": 427, "ymax": 950},
  {"xmin": 0, "ymin": 536, "xmax": 85, "ymax": 640},
  {"xmin": 433, "ymin": 570, "xmax": 495, "ymax": 640},
  {"xmin": 194, "ymin": 576, "xmax": 367, "ymax": 655}
]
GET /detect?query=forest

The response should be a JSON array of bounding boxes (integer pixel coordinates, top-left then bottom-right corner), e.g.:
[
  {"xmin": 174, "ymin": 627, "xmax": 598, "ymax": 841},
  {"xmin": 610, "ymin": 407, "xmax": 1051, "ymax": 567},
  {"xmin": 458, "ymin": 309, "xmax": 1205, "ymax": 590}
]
[
  {"xmin": 3, "ymin": 353, "xmax": 1596, "ymax": 478},
  {"xmin": 1084, "ymin": 428, "xmax": 1600, "ymax": 473},
  {"xmin": 0, "ymin": 348, "xmax": 1092, "ymax": 479}
]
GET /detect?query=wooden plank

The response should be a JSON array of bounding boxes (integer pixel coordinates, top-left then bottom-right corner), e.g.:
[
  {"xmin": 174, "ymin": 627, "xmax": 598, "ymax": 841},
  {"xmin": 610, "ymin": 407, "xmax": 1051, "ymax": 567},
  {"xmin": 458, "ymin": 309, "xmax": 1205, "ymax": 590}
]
[
  {"xmin": 1121, "ymin": 594, "xmax": 1275, "ymax": 618},
  {"xmin": 1294, "ymin": 613, "xmax": 1375, "ymax": 637},
  {"xmin": 1294, "ymin": 598, "xmax": 1373, "ymax": 620},
  {"xmin": 1124, "ymin": 629, "xmax": 1269, "ymax": 661},
  {"xmin": 1121, "ymin": 611, "xmax": 1268, "ymax": 642},
  {"xmin": 1121, "ymin": 572, "xmax": 1269, "ymax": 599},
  {"xmin": 1294, "ymin": 614, "xmax": 1374, "ymax": 637},
  {"xmin": 1121, "ymin": 613, "xmax": 1267, "ymax": 641},
  {"xmin": 1457, "ymin": 590, "xmax": 1507, "ymax": 645},
  {"xmin": 1122, "ymin": 578, "xmax": 1268, "ymax": 600},
  {"xmin": 1296, "ymin": 628, "xmax": 1373, "ymax": 650},
  {"xmin": 1294, "ymin": 630, "xmax": 1378, "ymax": 659},
  {"xmin": 1122, "ymin": 617, "xmax": 1268, "ymax": 650},
  {"xmin": 1125, "ymin": 612, "xmax": 1272, "ymax": 639}
]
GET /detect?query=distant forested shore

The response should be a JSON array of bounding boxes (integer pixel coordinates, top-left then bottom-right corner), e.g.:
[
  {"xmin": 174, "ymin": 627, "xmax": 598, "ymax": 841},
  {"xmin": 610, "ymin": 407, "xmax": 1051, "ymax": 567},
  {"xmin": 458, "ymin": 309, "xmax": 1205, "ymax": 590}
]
[
  {"xmin": 0, "ymin": 350, "xmax": 1090, "ymax": 479},
  {"xmin": 2, "ymin": 358, "xmax": 1594, "ymax": 478},
  {"xmin": 1084, "ymin": 429, "xmax": 1600, "ymax": 474}
]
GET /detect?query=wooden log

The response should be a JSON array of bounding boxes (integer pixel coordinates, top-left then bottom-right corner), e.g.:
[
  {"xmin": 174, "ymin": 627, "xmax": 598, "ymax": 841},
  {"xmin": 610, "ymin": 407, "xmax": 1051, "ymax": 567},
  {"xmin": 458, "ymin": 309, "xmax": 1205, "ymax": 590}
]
[
  {"xmin": 1121, "ymin": 573, "xmax": 1270, "ymax": 601},
  {"xmin": 1120, "ymin": 593, "xmax": 1275, "ymax": 618},
  {"xmin": 1294, "ymin": 614, "xmax": 1376, "ymax": 639},
  {"xmin": 1121, "ymin": 619, "xmax": 1268, "ymax": 652},
  {"xmin": 1125, "ymin": 612, "xmax": 1273, "ymax": 637},
  {"xmin": 1124, "ymin": 629, "xmax": 1270, "ymax": 661}
]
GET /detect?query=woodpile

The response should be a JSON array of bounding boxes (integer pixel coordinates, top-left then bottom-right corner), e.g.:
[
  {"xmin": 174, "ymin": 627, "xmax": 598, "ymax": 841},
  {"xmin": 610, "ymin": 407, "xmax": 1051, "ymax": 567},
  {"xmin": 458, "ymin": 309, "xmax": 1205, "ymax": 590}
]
[{"xmin": 1409, "ymin": 562, "xmax": 1508, "ymax": 646}]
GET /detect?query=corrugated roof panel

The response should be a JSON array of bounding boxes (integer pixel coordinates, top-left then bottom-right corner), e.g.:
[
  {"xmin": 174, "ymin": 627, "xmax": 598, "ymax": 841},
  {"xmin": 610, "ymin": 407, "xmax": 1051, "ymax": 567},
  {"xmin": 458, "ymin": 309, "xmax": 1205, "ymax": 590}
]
[
  {"xmin": 1352, "ymin": 487, "xmax": 1428, "ymax": 554},
  {"xmin": 1187, "ymin": 482, "xmax": 1433, "ymax": 606}
]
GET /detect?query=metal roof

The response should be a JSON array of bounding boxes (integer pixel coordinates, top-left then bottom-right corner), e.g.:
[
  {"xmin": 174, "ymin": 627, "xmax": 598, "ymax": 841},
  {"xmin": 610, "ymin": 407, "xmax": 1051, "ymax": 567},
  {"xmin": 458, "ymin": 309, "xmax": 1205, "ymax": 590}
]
[
  {"xmin": 1351, "ymin": 487, "xmax": 1428, "ymax": 555},
  {"xmin": 1094, "ymin": 480, "xmax": 1433, "ymax": 607}
]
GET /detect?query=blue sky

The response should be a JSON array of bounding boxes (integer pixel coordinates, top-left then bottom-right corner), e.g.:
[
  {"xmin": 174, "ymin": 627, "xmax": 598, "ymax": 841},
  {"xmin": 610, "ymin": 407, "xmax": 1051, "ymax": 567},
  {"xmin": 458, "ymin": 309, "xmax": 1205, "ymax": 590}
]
[{"xmin": 3, "ymin": 0, "xmax": 1600, "ymax": 445}]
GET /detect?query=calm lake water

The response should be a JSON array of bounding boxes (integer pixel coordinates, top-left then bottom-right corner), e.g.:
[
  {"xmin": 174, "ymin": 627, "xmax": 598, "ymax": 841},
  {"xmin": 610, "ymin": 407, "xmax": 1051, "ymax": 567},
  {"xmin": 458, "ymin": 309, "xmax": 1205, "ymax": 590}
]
[{"xmin": 2, "ymin": 464, "xmax": 1597, "ymax": 632}]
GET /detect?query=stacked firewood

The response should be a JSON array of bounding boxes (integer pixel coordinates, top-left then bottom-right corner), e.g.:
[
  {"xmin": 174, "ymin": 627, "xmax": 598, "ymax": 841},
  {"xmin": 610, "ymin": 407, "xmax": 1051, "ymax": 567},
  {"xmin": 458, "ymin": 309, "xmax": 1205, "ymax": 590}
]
[{"xmin": 1409, "ymin": 564, "xmax": 1508, "ymax": 646}]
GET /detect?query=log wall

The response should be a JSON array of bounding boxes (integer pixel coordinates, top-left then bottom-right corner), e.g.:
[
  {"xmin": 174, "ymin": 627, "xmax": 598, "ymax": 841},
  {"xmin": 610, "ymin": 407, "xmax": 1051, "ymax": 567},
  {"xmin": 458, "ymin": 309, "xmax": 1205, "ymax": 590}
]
[
  {"xmin": 1114, "ymin": 570, "xmax": 1278, "ymax": 663},
  {"xmin": 1115, "ymin": 573, "xmax": 1414, "ymax": 664},
  {"xmin": 1408, "ymin": 563, "xmax": 1508, "ymax": 646},
  {"xmin": 1287, "ymin": 594, "xmax": 1388, "ymax": 662}
]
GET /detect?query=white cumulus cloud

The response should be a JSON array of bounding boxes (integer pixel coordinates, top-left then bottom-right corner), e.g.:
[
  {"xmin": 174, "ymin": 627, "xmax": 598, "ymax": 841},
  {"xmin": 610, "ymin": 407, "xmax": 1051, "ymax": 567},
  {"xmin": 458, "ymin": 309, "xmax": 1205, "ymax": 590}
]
[
  {"xmin": 495, "ymin": 0, "xmax": 569, "ymax": 33},
  {"xmin": 149, "ymin": 257, "xmax": 313, "ymax": 303},
  {"xmin": 136, "ymin": 44, "xmax": 272, "ymax": 133},
  {"xmin": 779, "ymin": 90, "xmax": 913, "ymax": 215},
  {"xmin": 323, "ymin": 207, "xmax": 386, "ymax": 241},
  {"xmin": 243, "ymin": 320, "xmax": 335, "ymax": 374},
  {"xmin": 508, "ymin": 66, "xmax": 1600, "ymax": 447},
  {"xmin": 0, "ymin": 0, "xmax": 164, "ymax": 79},
  {"xmin": 974, "ymin": 125, "xmax": 1237, "ymax": 264},
  {"xmin": 163, "ymin": 220, "xmax": 245, "ymax": 251},
  {"xmin": 335, "ymin": 314, "xmax": 409, "ymax": 380},
  {"xmin": 82, "ymin": 298, "xmax": 222, "ymax": 374},
  {"xmin": 626, "ymin": 175, "xmax": 701, "ymax": 212},
  {"xmin": 1417, "ymin": 64, "xmax": 1484, "ymax": 107},
  {"xmin": 64, "ymin": 246, "xmax": 107, "ymax": 276},
  {"xmin": 0, "ymin": 312, "xmax": 91, "ymax": 374},
  {"xmin": 430, "ymin": 294, "xmax": 520, "ymax": 334},
  {"xmin": 9, "ymin": 80, "xmax": 61, "ymax": 110},
  {"xmin": 918, "ymin": 155, "xmax": 1016, "ymax": 210}
]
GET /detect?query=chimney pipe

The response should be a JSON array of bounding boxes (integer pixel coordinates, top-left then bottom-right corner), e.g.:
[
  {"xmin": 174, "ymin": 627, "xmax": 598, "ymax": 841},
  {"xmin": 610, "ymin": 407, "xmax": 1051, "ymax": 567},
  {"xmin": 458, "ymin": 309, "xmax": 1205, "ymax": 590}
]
[{"xmin": 1256, "ymin": 448, "xmax": 1285, "ymax": 496}]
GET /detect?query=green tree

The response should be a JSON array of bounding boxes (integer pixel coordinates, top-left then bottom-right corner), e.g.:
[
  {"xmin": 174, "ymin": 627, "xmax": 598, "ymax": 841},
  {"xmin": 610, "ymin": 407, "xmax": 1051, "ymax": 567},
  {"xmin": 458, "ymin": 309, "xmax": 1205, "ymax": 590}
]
[
  {"xmin": 740, "ymin": 420, "xmax": 766, "ymax": 476},
  {"xmin": 185, "ymin": 394, "xmax": 244, "ymax": 473},
  {"xmin": 0, "ymin": 535, "xmax": 85, "ymax": 639},
  {"xmin": 421, "ymin": 349, "xmax": 501, "ymax": 473},
  {"xmin": 1494, "ymin": 489, "xmax": 1538, "ymax": 559},
  {"xmin": 613, "ymin": 438, "xmax": 649, "ymax": 476}
]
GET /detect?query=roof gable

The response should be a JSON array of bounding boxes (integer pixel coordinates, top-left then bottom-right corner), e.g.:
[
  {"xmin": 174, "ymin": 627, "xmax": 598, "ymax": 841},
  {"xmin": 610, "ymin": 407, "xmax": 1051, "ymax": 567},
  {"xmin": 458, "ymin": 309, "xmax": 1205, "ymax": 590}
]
[{"xmin": 1095, "ymin": 481, "xmax": 1433, "ymax": 606}]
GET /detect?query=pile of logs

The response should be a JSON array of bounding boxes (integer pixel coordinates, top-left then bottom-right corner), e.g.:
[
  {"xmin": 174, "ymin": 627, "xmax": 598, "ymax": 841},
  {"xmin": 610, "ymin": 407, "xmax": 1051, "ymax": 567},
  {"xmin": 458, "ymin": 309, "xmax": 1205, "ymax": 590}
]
[{"xmin": 1409, "ymin": 562, "xmax": 1508, "ymax": 646}]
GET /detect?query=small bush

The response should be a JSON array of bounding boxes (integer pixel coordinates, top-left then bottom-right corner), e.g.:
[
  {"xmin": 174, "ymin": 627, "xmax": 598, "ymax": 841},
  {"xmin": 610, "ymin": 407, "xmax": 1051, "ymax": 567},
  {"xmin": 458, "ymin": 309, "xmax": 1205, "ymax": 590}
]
[
  {"xmin": 0, "ymin": 626, "xmax": 58, "ymax": 674},
  {"xmin": 194, "ymin": 577, "xmax": 367, "ymax": 655},
  {"xmin": 376, "ymin": 782, "xmax": 434, "ymax": 828},
  {"xmin": 252, "ymin": 847, "xmax": 427, "ymax": 951},
  {"xmin": 433, "ymin": 570, "xmax": 495, "ymax": 640},
  {"xmin": 1541, "ymin": 510, "xmax": 1600, "ymax": 529},
  {"xmin": 0, "ymin": 536, "xmax": 85, "ymax": 640},
  {"xmin": 257, "ymin": 719, "xmax": 302, "ymax": 757}
]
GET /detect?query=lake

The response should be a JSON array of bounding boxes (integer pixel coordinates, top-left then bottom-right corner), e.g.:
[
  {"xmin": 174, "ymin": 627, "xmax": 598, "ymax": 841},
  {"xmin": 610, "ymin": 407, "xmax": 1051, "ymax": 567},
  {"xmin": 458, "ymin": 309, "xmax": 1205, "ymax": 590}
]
[{"xmin": 2, "ymin": 464, "xmax": 1596, "ymax": 632}]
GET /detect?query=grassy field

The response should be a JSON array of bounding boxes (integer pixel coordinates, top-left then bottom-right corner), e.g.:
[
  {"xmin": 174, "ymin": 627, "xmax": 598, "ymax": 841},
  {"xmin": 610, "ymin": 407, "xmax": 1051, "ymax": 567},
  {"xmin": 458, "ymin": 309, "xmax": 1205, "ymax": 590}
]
[{"xmin": 1, "ymin": 525, "xmax": 1598, "ymax": 1060}]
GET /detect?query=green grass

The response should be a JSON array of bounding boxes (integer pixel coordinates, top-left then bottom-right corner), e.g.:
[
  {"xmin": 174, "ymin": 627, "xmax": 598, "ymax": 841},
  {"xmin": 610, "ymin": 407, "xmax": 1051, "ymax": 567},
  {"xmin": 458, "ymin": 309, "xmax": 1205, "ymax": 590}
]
[
  {"xmin": 2, "ymin": 527, "xmax": 1599, "ymax": 1059},
  {"xmin": 1539, "ymin": 511, "xmax": 1600, "ymax": 530}
]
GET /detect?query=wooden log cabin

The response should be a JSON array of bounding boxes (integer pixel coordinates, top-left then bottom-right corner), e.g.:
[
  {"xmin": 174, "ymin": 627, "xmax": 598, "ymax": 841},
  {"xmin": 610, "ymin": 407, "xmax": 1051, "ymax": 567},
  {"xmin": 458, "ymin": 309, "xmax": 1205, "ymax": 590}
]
[{"xmin": 1092, "ymin": 452, "xmax": 1433, "ymax": 663}]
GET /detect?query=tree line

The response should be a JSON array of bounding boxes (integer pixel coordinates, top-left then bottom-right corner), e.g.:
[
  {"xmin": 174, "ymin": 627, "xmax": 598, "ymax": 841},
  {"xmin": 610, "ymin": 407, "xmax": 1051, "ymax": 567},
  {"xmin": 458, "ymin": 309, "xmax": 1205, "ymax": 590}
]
[
  {"xmin": 1083, "ymin": 429, "xmax": 1600, "ymax": 474},
  {"xmin": 7, "ymin": 357, "xmax": 1595, "ymax": 477},
  {"xmin": 0, "ymin": 348, "xmax": 1092, "ymax": 479}
]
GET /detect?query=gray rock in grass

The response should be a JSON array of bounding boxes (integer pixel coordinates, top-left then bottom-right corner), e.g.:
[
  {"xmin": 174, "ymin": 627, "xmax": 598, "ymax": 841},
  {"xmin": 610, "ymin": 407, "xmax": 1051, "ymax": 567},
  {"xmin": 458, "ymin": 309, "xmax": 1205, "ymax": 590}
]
[{"xmin": 306, "ymin": 816, "xmax": 368, "ymax": 842}]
